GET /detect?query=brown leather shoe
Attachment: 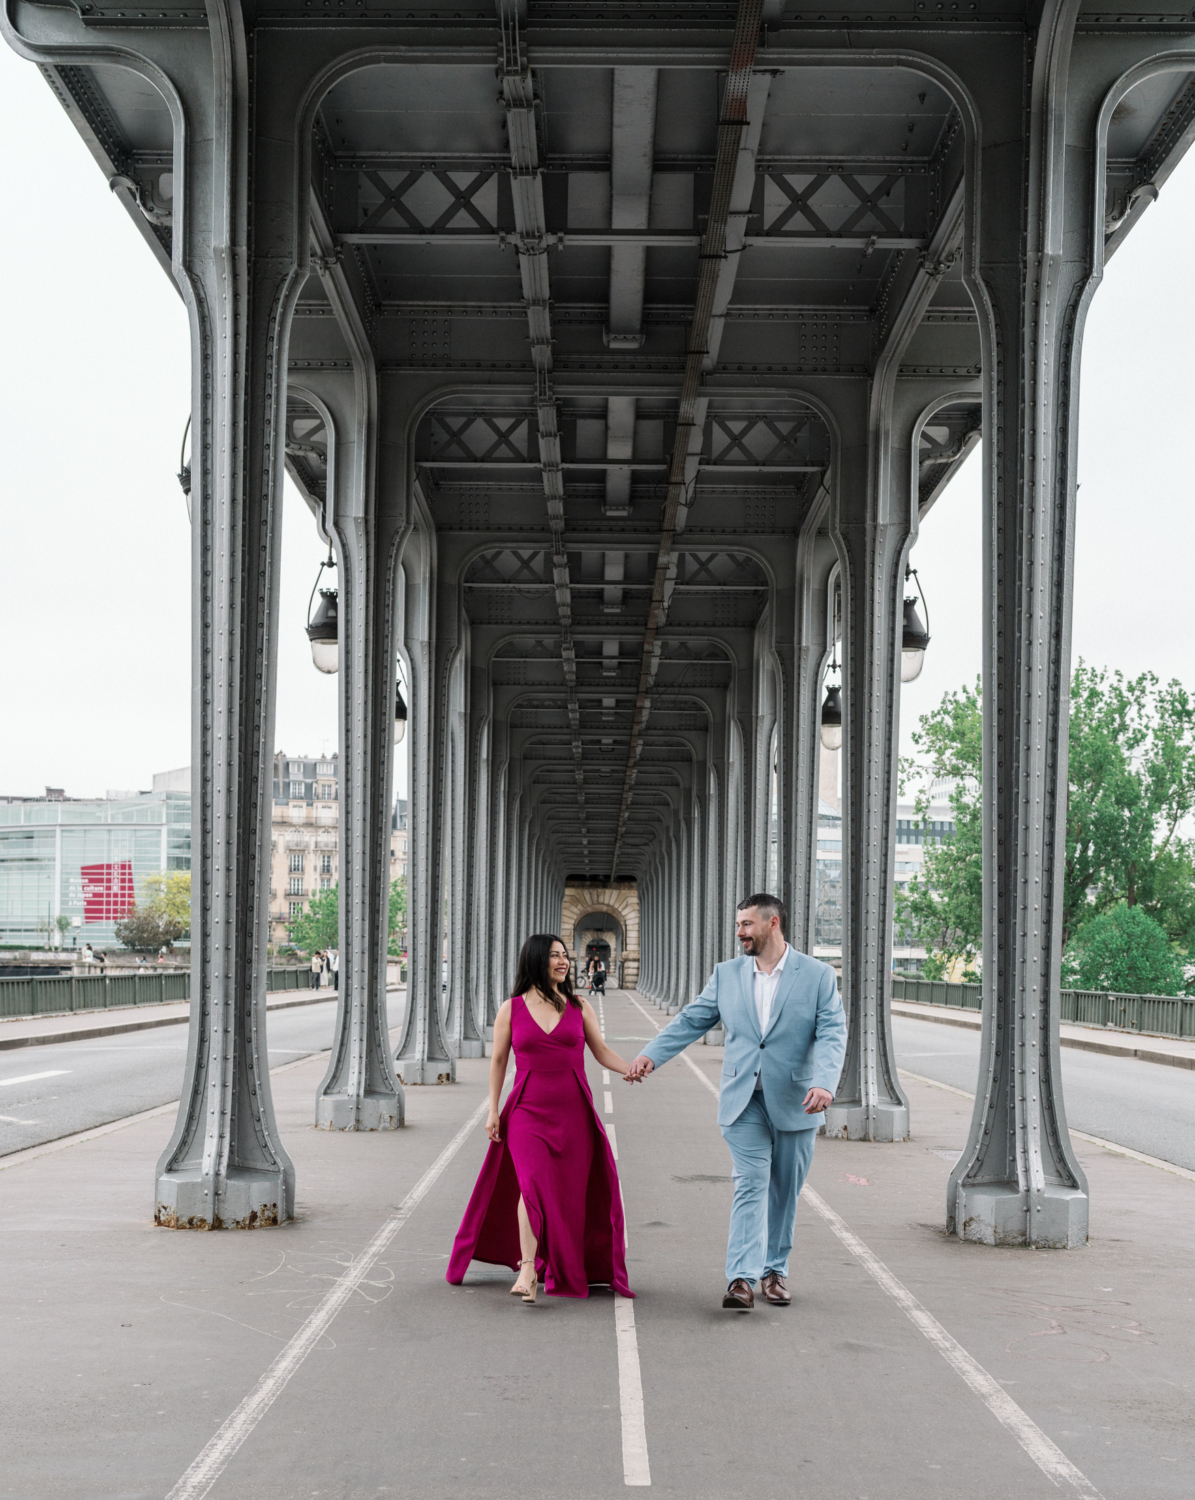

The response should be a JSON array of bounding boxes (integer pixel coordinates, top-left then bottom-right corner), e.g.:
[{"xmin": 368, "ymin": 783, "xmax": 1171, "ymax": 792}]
[
  {"xmin": 722, "ymin": 1278, "xmax": 755, "ymax": 1310},
  {"xmin": 760, "ymin": 1271, "xmax": 791, "ymax": 1305}
]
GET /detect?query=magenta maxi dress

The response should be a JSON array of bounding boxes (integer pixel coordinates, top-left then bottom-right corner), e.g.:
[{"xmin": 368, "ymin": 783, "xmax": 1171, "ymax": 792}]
[{"xmin": 446, "ymin": 995, "xmax": 633, "ymax": 1298}]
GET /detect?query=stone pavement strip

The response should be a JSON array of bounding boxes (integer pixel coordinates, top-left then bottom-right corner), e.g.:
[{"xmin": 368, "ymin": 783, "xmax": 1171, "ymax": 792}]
[{"xmin": 1, "ymin": 988, "xmax": 1191, "ymax": 1500}]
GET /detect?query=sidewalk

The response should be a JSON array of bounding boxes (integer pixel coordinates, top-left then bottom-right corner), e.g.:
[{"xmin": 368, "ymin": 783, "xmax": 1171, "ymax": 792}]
[
  {"xmin": 0, "ymin": 985, "xmax": 372, "ymax": 1051},
  {"xmin": 892, "ymin": 997, "xmax": 1195, "ymax": 1071},
  {"xmin": 0, "ymin": 987, "xmax": 1190, "ymax": 1499}
]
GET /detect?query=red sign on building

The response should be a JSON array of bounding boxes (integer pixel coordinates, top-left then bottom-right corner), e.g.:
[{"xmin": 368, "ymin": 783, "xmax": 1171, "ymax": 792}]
[{"xmin": 80, "ymin": 861, "xmax": 135, "ymax": 923}]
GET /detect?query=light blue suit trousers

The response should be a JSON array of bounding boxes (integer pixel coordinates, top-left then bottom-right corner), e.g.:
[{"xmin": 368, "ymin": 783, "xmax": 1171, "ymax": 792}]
[{"xmin": 722, "ymin": 1094, "xmax": 816, "ymax": 1282}]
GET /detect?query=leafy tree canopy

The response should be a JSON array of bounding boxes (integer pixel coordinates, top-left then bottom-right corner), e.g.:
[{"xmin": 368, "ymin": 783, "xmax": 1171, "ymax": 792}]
[
  {"xmin": 1062, "ymin": 902, "xmax": 1187, "ymax": 996},
  {"xmin": 896, "ymin": 664, "xmax": 1195, "ymax": 981},
  {"xmin": 288, "ymin": 884, "xmax": 339, "ymax": 953},
  {"xmin": 141, "ymin": 872, "xmax": 192, "ymax": 932},
  {"xmin": 115, "ymin": 904, "xmax": 185, "ymax": 953},
  {"xmin": 388, "ymin": 877, "xmax": 407, "ymax": 957},
  {"xmin": 288, "ymin": 878, "xmax": 408, "ymax": 956}
]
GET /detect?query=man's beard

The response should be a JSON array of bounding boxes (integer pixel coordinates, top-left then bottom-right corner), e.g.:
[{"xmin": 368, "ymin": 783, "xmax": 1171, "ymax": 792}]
[{"xmin": 739, "ymin": 934, "xmax": 759, "ymax": 953}]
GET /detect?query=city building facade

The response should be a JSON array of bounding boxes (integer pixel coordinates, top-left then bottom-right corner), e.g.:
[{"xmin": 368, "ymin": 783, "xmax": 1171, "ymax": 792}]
[
  {"xmin": 266, "ymin": 751, "xmax": 409, "ymax": 949},
  {"xmin": 0, "ymin": 773, "xmax": 191, "ymax": 948}
]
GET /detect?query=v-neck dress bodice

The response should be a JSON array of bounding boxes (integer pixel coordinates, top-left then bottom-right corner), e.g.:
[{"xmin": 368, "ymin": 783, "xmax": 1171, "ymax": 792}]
[{"xmin": 447, "ymin": 996, "xmax": 632, "ymax": 1298}]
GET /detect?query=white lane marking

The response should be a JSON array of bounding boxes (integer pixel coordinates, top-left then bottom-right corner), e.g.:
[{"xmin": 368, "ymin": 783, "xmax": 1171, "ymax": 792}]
[
  {"xmin": 898, "ymin": 1068, "xmax": 1195, "ymax": 1185},
  {"xmin": 607, "ymin": 991, "xmax": 647, "ymax": 1481},
  {"xmin": 0, "ymin": 1070, "xmax": 69, "ymax": 1088},
  {"xmin": 604, "ymin": 1090, "xmax": 614, "ymax": 1114},
  {"xmin": 602, "ymin": 1069, "xmax": 611, "ymax": 1085},
  {"xmin": 0, "ymin": 1114, "xmax": 39, "ymax": 1125},
  {"xmin": 630, "ymin": 996, "xmax": 1105, "ymax": 1500},
  {"xmin": 615, "ymin": 1297, "xmax": 651, "ymax": 1487},
  {"xmin": 801, "ymin": 1190, "xmax": 1105, "ymax": 1499},
  {"xmin": 166, "ymin": 1095, "xmax": 489, "ymax": 1500}
]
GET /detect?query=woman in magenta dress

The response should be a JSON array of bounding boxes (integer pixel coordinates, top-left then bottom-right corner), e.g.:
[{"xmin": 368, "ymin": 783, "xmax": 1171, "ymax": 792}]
[{"xmin": 447, "ymin": 934, "xmax": 634, "ymax": 1302}]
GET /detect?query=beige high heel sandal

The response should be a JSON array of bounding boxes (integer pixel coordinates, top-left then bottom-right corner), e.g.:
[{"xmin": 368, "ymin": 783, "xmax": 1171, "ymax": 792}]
[{"xmin": 510, "ymin": 1258, "xmax": 537, "ymax": 1303}]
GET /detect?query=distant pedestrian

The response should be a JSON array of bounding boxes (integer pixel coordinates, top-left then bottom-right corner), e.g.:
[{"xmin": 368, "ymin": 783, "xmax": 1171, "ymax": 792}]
[
  {"xmin": 81, "ymin": 943, "xmax": 95, "ymax": 968},
  {"xmin": 96, "ymin": 950, "xmax": 107, "ymax": 972},
  {"xmin": 329, "ymin": 948, "xmax": 339, "ymax": 990},
  {"xmin": 310, "ymin": 950, "xmax": 323, "ymax": 990},
  {"xmin": 591, "ymin": 958, "xmax": 606, "ymax": 995}
]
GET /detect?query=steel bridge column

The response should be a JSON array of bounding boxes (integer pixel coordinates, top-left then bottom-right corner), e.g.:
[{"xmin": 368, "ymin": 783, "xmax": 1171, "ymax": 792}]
[
  {"xmin": 791, "ymin": 520, "xmax": 837, "ymax": 957},
  {"xmin": 310, "ymin": 370, "xmax": 404, "ymax": 1131},
  {"xmin": 948, "ymin": 23, "xmax": 1093, "ymax": 1246},
  {"xmin": 824, "ymin": 384, "xmax": 910, "ymax": 1144},
  {"xmin": 393, "ymin": 528, "xmax": 456, "ymax": 1085},
  {"xmin": 152, "ymin": 36, "xmax": 305, "ymax": 1227}
]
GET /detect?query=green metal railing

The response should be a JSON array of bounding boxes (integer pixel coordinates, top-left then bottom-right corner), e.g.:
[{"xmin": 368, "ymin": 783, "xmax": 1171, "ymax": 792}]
[
  {"xmin": 0, "ymin": 966, "xmax": 310, "ymax": 1020},
  {"xmin": 892, "ymin": 977, "xmax": 1195, "ymax": 1040}
]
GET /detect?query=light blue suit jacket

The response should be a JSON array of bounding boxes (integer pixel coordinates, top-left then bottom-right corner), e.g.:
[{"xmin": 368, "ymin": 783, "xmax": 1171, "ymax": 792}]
[{"xmin": 641, "ymin": 947, "xmax": 847, "ymax": 1130}]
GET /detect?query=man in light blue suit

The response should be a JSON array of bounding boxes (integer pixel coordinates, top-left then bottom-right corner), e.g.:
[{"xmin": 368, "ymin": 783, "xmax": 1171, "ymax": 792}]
[{"xmin": 625, "ymin": 893, "xmax": 846, "ymax": 1310}]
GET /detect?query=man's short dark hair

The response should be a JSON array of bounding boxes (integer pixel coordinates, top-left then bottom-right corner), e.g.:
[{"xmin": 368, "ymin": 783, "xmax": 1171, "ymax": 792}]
[{"xmin": 737, "ymin": 893, "xmax": 787, "ymax": 936}]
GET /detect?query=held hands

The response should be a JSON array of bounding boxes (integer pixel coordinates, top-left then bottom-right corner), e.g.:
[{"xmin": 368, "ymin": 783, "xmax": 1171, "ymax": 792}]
[
  {"xmin": 623, "ymin": 1055, "xmax": 655, "ymax": 1084},
  {"xmin": 485, "ymin": 1109, "xmax": 501, "ymax": 1143},
  {"xmin": 803, "ymin": 1087, "xmax": 833, "ymax": 1115}
]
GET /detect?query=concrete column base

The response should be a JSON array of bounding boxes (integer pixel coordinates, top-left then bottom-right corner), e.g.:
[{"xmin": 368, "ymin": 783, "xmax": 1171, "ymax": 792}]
[
  {"xmin": 704, "ymin": 1028, "xmax": 725, "ymax": 1045},
  {"xmin": 395, "ymin": 1057, "xmax": 456, "ymax": 1085},
  {"xmin": 952, "ymin": 1182, "xmax": 1089, "ymax": 1248},
  {"xmin": 315, "ymin": 1091, "xmax": 403, "ymax": 1131},
  {"xmin": 154, "ymin": 1165, "xmax": 291, "ymax": 1230},
  {"xmin": 457, "ymin": 1040, "xmax": 485, "ymax": 1059},
  {"xmin": 822, "ymin": 1101, "xmax": 909, "ymax": 1142}
]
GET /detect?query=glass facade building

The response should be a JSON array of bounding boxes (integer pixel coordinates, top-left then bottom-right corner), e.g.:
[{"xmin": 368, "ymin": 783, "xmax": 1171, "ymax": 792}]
[{"xmin": 0, "ymin": 792, "xmax": 191, "ymax": 948}]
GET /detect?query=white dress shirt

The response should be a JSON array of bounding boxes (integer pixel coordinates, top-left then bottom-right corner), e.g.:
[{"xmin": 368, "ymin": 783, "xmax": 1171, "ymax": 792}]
[{"xmin": 752, "ymin": 945, "xmax": 788, "ymax": 1090}]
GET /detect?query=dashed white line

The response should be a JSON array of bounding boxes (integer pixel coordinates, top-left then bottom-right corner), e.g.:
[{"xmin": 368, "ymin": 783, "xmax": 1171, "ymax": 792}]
[
  {"xmin": 0, "ymin": 1070, "xmax": 69, "ymax": 1088},
  {"xmin": 165, "ymin": 1096, "xmax": 490, "ymax": 1500},
  {"xmin": 614, "ymin": 1296, "xmax": 651, "ymax": 1486},
  {"xmin": 603, "ymin": 992, "xmax": 649, "ymax": 1486},
  {"xmin": 624, "ymin": 991, "xmax": 1105, "ymax": 1500}
]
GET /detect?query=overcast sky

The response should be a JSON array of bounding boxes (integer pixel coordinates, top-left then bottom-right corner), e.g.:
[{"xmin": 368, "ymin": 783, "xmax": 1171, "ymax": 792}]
[{"xmin": 2, "ymin": 44, "xmax": 1192, "ymax": 800}]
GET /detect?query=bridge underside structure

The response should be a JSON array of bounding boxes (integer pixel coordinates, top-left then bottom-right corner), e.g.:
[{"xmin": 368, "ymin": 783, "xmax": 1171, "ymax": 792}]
[{"xmin": 8, "ymin": 0, "xmax": 1192, "ymax": 1245}]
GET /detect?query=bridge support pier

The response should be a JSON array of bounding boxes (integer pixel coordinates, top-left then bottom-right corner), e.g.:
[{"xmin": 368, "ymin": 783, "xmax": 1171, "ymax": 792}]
[
  {"xmin": 948, "ymin": 28, "xmax": 1093, "ymax": 1247},
  {"xmin": 308, "ymin": 363, "xmax": 405, "ymax": 1131}
]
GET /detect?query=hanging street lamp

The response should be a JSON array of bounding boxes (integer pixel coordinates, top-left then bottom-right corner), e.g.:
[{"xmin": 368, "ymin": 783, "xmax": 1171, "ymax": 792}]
[
  {"xmin": 305, "ymin": 548, "xmax": 339, "ymax": 674},
  {"xmin": 901, "ymin": 566, "xmax": 931, "ymax": 683},
  {"xmin": 394, "ymin": 680, "xmax": 408, "ymax": 745},
  {"xmin": 819, "ymin": 683, "xmax": 843, "ymax": 752}
]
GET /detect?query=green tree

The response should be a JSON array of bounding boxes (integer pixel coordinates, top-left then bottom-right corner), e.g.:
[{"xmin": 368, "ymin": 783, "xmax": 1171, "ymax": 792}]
[
  {"xmin": 388, "ymin": 877, "xmax": 408, "ymax": 957},
  {"xmin": 1062, "ymin": 902, "xmax": 1187, "ymax": 996},
  {"xmin": 288, "ymin": 878, "xmax": 408, "ymax": 955},
  {"xmin": 898, "ymin": 664, "xmax": 1195, "ymax": 974},
  {"xmin": 288, "ymin": 884, "xmax": 339, "ymax": 952},
  {"xmin": 115, "ymin": 904, "xmax": 185, "ymax": 952},
  {"xmin": 141, "ymin": 872, "xmax": 192, "ymax": 933},
  {"xmin": 894, "ymin": 680, "xmax": 983, "ymax": 979}
]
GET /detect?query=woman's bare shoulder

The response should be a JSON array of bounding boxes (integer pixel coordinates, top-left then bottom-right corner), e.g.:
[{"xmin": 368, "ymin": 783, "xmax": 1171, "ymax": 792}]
[{"xmin": 494, "ymin": 996, "xmax": 515, "ymax": 1021}]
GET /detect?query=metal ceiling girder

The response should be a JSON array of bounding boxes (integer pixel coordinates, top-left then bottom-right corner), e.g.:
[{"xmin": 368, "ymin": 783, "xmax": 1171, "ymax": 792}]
[
  {"xmin": 607, "ymin": 0, "xmax": 768, "ymax": 880},
  {"xmin": 497, "ymin": 0, "xmax": 590, "ymax": 845}
]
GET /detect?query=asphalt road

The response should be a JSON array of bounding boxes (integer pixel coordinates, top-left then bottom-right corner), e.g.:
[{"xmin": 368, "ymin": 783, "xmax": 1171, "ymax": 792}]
[
  {"xmin": 0, "ymin": 993, "xmax": 405, "ymax": 1156},
  {"xmin": 893, "ymin": 1013, "xmax": 1195, "ymax": 1170}
]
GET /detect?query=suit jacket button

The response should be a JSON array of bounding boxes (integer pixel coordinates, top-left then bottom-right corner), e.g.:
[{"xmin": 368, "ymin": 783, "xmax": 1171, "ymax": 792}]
[{"xmin": 759, "ymin": 1042, "xmax": 765, "ymax": 1049}]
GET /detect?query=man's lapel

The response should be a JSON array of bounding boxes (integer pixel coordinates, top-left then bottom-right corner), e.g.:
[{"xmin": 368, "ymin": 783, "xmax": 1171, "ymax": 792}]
[
  {"xmin": 739, "ymin": 956, "xmax": 761, "ymax": 1039},
  {"xmin": 762, "ymin": 946, "xmax": 799, "ymax": 1040}
]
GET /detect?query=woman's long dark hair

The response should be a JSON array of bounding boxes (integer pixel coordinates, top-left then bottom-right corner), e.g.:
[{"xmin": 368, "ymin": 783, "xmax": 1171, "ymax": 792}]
[{"xmin": 512, "ymin": 933, "xmax": 578, "ymax": 1013}]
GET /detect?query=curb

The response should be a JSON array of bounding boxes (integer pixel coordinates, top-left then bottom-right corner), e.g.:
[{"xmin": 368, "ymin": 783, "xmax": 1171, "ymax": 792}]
[
  {"xmin": 0, "ymin": 989, "xmax": 350, "ymax": 1052},
  {"xmin": 891, "ymin": 1000, "xmax": 1195, "ymax": 1072}
]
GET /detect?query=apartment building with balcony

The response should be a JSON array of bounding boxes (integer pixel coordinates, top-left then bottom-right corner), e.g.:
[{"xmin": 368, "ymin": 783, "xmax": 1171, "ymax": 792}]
[{"xmin": 267, "ymin": 751, "xmax": 410, "ymax": 947}]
